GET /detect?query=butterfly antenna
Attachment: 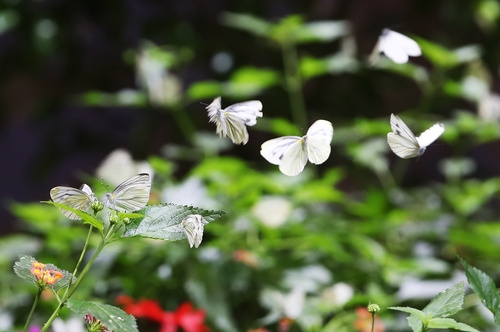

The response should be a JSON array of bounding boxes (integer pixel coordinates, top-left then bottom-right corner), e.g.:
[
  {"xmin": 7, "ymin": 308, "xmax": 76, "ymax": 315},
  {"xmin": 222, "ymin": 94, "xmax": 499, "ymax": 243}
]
[{"xmin": 199, "ymin": 101, "xmax": 209, "ymax": 106}]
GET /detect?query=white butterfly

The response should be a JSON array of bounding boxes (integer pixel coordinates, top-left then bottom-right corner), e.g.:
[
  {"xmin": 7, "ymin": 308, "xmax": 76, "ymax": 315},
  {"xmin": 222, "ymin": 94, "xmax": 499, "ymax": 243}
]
[
  {"xmin": 206, "ymin": 96, "xmax": 263, "ymax": 145},
  {"xmin": 101, "ymin": 173, "xmax": 152, "ymax": 212},
  {"xmin": 387, "ymin": 113, "xmax": 445, "ymax": 159},
  {"xmin": 181, "ymin": 214, "xmax": 207, "ymax": 248},
  {"xmin": 372, "ymin": 29, "xmax": 421, "ymax": 64},
  {"xmin": 50, "ymin": 184, "xmax": 98, "ymax": 220},
  {"xmin": 260, "ymin": 120, "xmax": 334, "ymax": 176}
]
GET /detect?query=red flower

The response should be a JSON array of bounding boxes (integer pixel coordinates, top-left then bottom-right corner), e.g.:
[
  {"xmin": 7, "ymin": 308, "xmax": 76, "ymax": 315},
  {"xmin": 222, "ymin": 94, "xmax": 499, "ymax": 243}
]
[{"xmin": 117, "ymin": 296, "xmax": 209, "ymax": 332}]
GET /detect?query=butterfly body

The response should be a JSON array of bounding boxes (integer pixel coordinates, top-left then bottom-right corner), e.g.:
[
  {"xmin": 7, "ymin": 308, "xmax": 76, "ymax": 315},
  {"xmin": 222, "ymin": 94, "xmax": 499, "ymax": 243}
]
[
  {"xmin": 373, "ymin": 29, "xmax": 421, "ymax": 64},
  {"xmin": 206, "ymin": 96, "xmax": 263, "ymax": 145},
  {"xmin": 261, "ymin": 120, "xmax": 334, "ymax": 176},
  {"xmin": 387, "ymin": 114, "xmax": 445, "ymax": 159},
  {"xmin": 101, "ymin": 173, "xmax": 152, "ymax": 212},
  {"xmin": 50, "ymin": 184, "xmax": 97, "ymax": 220},
  {"xmin": 181, "ymin": 214, "xmax": 207, "ymax": 248}
]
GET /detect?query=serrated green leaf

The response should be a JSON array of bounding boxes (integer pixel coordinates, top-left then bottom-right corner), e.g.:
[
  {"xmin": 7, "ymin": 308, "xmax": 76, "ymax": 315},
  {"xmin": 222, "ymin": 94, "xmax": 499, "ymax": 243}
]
[
  {"xmin": 423, "ymin": 281, "xmax": 464, "ymax": 318},
  {"xmin": 428, "ymin": 318, "xmax": 480, "ymax": 332},
  {"xmin": 42, "ymin": 201, "xmax": 104, "ymax": 232},
  {"xmin": 122, "ymin": 203, "xmax": 226, "ymax": 242},
  {"xmin": 67, "ymin": 299, "xmax": 138, "ymax": 332},
  {"xmin": 459, "ymin": 257, "xmax": 500, "ymax": 324},
  {"xmin": 389, "ymin": 306, "xmax": 427, "ymax": 321},
  {"xmin": 13, "ymin": 255, "xmax": 74, "ymax": 292}
]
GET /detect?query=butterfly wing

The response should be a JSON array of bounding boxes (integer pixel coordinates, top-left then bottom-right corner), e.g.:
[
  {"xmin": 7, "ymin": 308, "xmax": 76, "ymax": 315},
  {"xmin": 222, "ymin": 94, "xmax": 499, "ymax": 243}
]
[
  {"xmin": 260, "ymin": 136, "xmax": 301, "ymax": 165},
  {"xmin": 416, "ymin": 122, "xmax": 445, "ymax": 148},
  {"xmin": 387, "ymin": 132, "xmax": 421, "ymax": 159},
  {"xmin": 102, "ymin": 173, "xmax": 151, "ymax": 212},
  {"xmin": 279, "ymin": 139, "xmax": 309, "ymax": 176},
  {"xmin": 305, "ymin": 120, "xmax": 333, "ymax": 165},
  {"xmin": 50, "ymin": 185, "xmax": 94, "ymax": 220},
  {"xmin": 379, "ymin": 29, "xmax": 421, "ymax": 64},
  {"xmin": 206, "ymin": 97, "xmax": 263, "ymax": 145},
  {"xmin": 181, "ymin": 214, "xmax": 206, "ymax": 248}
]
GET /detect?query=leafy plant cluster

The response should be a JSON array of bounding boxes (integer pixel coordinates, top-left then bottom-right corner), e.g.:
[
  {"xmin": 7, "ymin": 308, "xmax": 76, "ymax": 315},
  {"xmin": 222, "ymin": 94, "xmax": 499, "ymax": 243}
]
[{"xmin": 2, "ymin": 6, "xmax": 500, "ymax": 332}]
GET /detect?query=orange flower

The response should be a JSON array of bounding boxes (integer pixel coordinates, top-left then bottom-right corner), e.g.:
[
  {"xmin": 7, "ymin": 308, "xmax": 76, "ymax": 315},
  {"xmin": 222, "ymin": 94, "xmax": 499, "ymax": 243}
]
[
  {"xmin": 30, "ymin": 261, "xmax": 64, "ymax": 287},
  {"xmin": 354, "ymin": 307, "xmax": 384, "ymax": 332}
]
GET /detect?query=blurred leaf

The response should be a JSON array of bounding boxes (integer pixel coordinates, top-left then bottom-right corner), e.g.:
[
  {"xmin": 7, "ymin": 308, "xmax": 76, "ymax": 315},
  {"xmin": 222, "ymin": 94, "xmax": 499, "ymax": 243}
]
[
  {"xmin": 459, "ymin": 257, "xmax": 500, "ymax": 324},
  {"xmin": 297, "ymin": 20, "xmax": 349, "ymax": 43},
  {"xmin": 122, "ymin": 203, "xmax": 225, "ymax": 241},
  {"xmin": 269, "ymin": 117, "xmax": 301, "ymax": 136},
  {"xmin": 0, "ymin": 9, "xmax": 19, "ymax": 34},
  {"xmin": 186, "ymin": 81, "xmax": 222, "ymax": 101},
  {"xmin": 443, "ymin": 179, "xmax": 500, "ymax": 216},
  {"xmin": 148, "ymin": 155, "xmax": 174, "ymax": 177},
  {"xmin": 374, "ymin": 58, "xmax": 429, "ymax": 85},
  {"xmin": 416, "ymin": 38, "xmax": 460, "ymax": 68},
  {"xmin": 42, "ymin": 201, "xmax": 104, "ymax": 232},
  {"xmin": 220, "ymin": 12, "xmax": 272, "ymax": 38},
  {"xmin": 0, "ymin": 235, "xmax": 41, "ymax": 264},
  {"xmin": 294, "ymin": 169, "xmax": 345, "ymax": 203},
  {"xmin": 67, "ymin": 299, "xmax": 138, "ymax": 332},
  {"xmin": 229, "ymin": 66, "xmax": 279, "ymax": 87},
  {"xmin": 13, "ymin": 255, "xmax": 74, "ymax": 292}
]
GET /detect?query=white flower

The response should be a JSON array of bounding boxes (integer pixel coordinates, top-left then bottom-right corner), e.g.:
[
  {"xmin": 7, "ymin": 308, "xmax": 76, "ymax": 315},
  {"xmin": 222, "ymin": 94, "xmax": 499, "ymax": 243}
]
[
  {"xmin": 252, "ymin": 196, "xmax": 292, "ymax": 228},
  {"xmin": 478, "ymin": 93, "xmax": 500, "ymax": 121},
  {"xmin": 320, "ymin": 282, "xmax": 354, "ymax": 308},
  {"xmin": 52, "ymin": 317, "xmax": 85, "ymax": 332},
  {"xmin": 96, "ymin": 149, "xmax": 153, "ymax": 187},
  {"xmin": 373, "ymin": 28, "xmax": 421, "ymax": 64}
]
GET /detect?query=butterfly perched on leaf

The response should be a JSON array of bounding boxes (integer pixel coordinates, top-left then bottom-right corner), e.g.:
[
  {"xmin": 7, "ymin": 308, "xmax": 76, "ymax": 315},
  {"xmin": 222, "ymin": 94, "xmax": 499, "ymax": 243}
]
[
  {"xmin": 206, "ymin": 96, "xmax": 263, "ymax": 145},
  {"xmin": 181, "ymin": 214, "xmax": 207, "ymax": 248},
  {"xmin": 260, "ymin": 119, "xmax": 334, "ymax": 176},
  {"xmin": 101, "ymin": 173, "xmax": 152, "ymax": 212},
  {"xmin": 50, "ymin": 184, "xmax": 99, "ymax": 220},
  {"xmin": 371, "ymin": 29, "xmax": 421, "ymax": 64},
  {"xmin": 387, "ymin": 114, "xmax": 445, "ymax": 159}
]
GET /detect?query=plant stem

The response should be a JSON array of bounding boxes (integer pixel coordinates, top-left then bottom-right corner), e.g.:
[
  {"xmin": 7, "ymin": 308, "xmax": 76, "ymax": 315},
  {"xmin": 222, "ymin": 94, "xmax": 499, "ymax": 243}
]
[
  {"xmin": 62, "ymin": 226, "xmax": 94, "ymax": 299},
  {"xmin": 40, "ymin": 224, "xmax": 116, "ymax": 332},
  {"xmin": 371, "ymin": 312, "xmax": 375, "ymax": 332},
  {"xmin": 23, "ymin": 288, "xmax": 42, "ymax": 332},
  {"xmin": 281, "ymin": 41, "xmax": 308, "ymax": 130}
]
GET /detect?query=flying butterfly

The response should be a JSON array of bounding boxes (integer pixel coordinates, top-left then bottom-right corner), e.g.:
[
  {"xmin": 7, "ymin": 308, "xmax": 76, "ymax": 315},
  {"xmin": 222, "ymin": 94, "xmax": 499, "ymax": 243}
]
[
  {"xmin": 50, "ymin": 184, "xmax": 98, "ymax": 220},
  {"xmin": 387, "ymin": 113, "xmax": 445, "ymax": 159},
  {"xmin": 371, "ymin": 28, "xmax": 421, "ymax": 64},
  {"xmin": 181, "ymin": 214, "xmax": 207, "ymax": 248},
  {"xmin": 260, "ymin": 119, "xmax": 334, "ymax": 176},
  {"xmin": 101, "ymin": 173, "xmax": 152, "ymax": 212},
  {"xmin": 206, "ymin": 96, "xmax": 263, "ymax": 145}
]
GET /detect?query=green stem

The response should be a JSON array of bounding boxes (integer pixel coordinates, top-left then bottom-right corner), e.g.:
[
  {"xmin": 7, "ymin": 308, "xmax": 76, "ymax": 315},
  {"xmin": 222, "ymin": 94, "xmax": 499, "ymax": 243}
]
[
  {"xmin": 62, "ymin": 226, "xmax": 94, "ymax": 299},
  {"xmin": 281, "ymin": 41, "xmax": 308, "ymax": 130},
  {"xmin": 371, "ymin": 312, "xmax": 375, "ymax": 332},
  {"xmin": 40, "ymin": 224, "xmax": 116, "ymax": 332},
  {"xmin": 23, "ymin": 288, "xmax": 42, "ymax": 332},
  {"xmin": 172, "ymin": 99, "xmax": 197, "ymax": 142}
]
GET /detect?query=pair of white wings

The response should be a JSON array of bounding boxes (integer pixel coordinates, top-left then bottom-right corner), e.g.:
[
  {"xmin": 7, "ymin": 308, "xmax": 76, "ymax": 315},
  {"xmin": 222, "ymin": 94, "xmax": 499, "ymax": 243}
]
[
  {"xmin": 206, "ymin": 96, "xmax": 263, "ymax": 145},
  {"xmin": 181, "ymin": 214, "xmax": 207, "ymax": 248},
  {"xmin": 374, "ymin": 29, "xmax": 422, "ymax": 64},
  {"xmin": 260, "ymin": 120, "xmax": 334, "ymax": 176},
  {"xmin": 50, "ymin": 173, "xmax": 152, "ymax": 220},
  {"xmin": 387, "ymin": 114, "xmax": 445, "ymax": 159}
]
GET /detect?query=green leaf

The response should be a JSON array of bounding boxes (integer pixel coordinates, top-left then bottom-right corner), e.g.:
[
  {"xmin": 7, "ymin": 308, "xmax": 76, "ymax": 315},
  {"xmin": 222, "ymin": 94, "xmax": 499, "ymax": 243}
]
[
  {"xmin": 423, "ymin": 281, "xmax": 464, "ymax": 318},
  {"xmin": 295, "ymin": 20, "xmax": 349, "ymax": 44},
  {"xmin": 186, "ymin": 80, "xmax": 222, "ymax": 100},
  {"xmin": 389, "ymin": 306, "xmax": 427, "ymax": 321},
  {"xmin": 122, "ymin": 203, "xmax": 226, "ymax": 242},
  {"xmin": 416, "ymin": 37, "xmax": 460, "ymax": 68},
  {"xmin": 428, "ymin": 318, "xmax": 480, "ymax": 332},
  {"xmin": 42, "ymin": 201, "xmax": 104, "ymax": 232},
  {"xmin": 67, "ymin": 299, "xmax": 138, "ymax": 332},
  {"xmin": 459, "ymin": 257, "xmax": 500, "ymax": 324},
  {"xmin": 220, "ymin": 12, "xmax": 272, "ymax": 38},
  {"xmin": 13, "ymin": 255, "xmax": 74, "ymax": 292}
]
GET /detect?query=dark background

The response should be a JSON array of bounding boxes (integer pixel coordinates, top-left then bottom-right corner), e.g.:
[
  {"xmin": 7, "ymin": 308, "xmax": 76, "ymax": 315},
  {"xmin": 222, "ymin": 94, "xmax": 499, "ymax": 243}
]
[{"xmin": 1, "ymin": 0, "xmax": 499, "ymax": 233}]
